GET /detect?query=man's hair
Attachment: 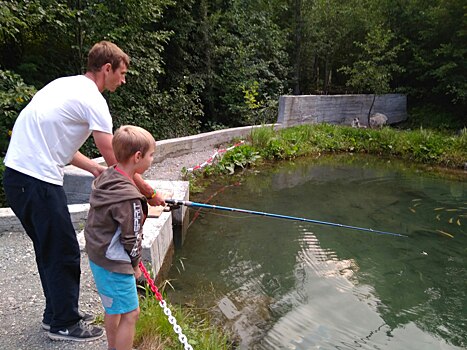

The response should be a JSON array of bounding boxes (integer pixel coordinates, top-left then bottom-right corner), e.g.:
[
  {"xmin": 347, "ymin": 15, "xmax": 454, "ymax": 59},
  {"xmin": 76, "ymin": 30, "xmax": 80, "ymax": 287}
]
[
  {"xmin": 113, "ymin": 125, "xmax": 156, "ymax": 162},
  {"xmin": 87, "ymin": 41, "xmax": 130, "ymax": 72}
]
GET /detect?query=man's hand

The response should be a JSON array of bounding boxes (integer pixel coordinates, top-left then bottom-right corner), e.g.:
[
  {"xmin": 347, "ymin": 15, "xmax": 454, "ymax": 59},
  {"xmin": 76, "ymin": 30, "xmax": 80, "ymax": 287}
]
[
  {"xmin": 90, "ymin": 164, "xmax": 106, "ymax": 177},
  {"xmin": 70, "ymin": 151, "xmax": 106, "ymax": 177}
]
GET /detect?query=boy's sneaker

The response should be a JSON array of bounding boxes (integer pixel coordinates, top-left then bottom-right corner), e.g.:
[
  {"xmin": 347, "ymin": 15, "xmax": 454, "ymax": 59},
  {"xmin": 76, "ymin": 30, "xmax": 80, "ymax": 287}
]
[
  {"xmin": 48, "ymin": 320, "xmax": 104, "ymax": 342},
  {"xmin": 42, "ymin": 311, "xmax": 95, "ymax": 331}
]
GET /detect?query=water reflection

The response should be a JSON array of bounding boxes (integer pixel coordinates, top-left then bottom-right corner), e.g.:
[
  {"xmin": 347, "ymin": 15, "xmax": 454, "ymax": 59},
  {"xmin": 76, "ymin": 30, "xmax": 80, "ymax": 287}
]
[{"xmin": 167, "ymin": 154, "xmax": 466, "ymax": 349}]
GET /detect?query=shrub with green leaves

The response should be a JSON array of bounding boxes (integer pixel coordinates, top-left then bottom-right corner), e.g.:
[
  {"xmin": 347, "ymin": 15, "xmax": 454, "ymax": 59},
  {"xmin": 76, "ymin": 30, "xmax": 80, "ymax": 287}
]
[
  {"xmin": 216, "ymin": 145, "xmax": 261, "ymax": 175},
  {"xmin": 0, "ymin": 69, "xmax": 36, "ymax": 156}
]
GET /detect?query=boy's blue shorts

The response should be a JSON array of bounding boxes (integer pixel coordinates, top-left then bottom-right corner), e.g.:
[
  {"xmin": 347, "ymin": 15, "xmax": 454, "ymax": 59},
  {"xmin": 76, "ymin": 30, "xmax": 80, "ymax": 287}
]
[{"xmin": 89, "ymin": 260, "xmax": 139, "ymax": 315}]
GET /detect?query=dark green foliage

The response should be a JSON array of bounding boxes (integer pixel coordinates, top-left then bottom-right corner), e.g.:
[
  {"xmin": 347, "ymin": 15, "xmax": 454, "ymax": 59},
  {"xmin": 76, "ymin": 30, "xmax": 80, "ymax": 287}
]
[
  {"xmin": 0, "ymin": 0, "xmax": 202, "ymax": 156},
  {"xmin": 0, "ymin": 0, "xmax": 464, "ymax": 189},
  {"xmin": 382, "ymin": 0, "xmax": 466, "ymax": 112},
  {"xmin": 401, "ymin": 106, "xmax": 466, "ymax": 132},
  {"xmin": 1, "ymin": 0, "xmax": 465, "ymax": 141},
  {"xmin": 0, "ymin": 69, "xmax": 36, "ymax": 156},
  {"xmin": 158, "ymin": 0, "xmax": 290, "ymax": 128}
]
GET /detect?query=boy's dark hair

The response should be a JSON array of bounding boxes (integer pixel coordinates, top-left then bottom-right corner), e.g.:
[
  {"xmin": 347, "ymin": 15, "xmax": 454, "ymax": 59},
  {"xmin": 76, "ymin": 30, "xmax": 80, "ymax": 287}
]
[
  {"xmin": 87, "ymin": 41, "xmax": 130, "ymax": 72},
  {"xmin": 113, "ymin": 125, "xmax": 155, "ymax": 162}
]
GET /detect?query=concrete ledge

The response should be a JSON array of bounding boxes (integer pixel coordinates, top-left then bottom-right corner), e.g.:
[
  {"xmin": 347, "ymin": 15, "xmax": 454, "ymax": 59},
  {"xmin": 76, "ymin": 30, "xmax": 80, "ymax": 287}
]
[
  {"xmin": 0, "ymin": 203, "xmax": 90, "ymax": 234},
  {"xmin": 142, "ymin": 180, "xmax": 189, "ymax": 278},
  {"xmin": 84, "ymin": 124, "xmax": 281, "ymax": 168},
  {"xmin": 64, "ymin": 167, "xmax": 94, "ymax": 205},
  {"xmin": 152, "ymin": 124, "xmax": 281, "ymax": 162}
]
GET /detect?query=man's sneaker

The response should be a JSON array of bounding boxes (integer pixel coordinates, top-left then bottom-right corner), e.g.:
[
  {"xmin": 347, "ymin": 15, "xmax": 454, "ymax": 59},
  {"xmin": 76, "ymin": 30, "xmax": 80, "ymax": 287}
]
[
  {"xmin": 41, "ymin": 311, "xmax": 95, "ymax": 331},
  {"xmin": 48, "ymin": 320, "xmax": 104, "ymax": 342}
]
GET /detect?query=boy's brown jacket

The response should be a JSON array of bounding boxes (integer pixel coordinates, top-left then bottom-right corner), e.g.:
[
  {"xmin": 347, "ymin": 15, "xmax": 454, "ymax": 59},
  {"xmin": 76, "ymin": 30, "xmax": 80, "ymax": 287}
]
[{"xmin": 84, "ymin": 166, "xmax": 148, "ymax": 274}]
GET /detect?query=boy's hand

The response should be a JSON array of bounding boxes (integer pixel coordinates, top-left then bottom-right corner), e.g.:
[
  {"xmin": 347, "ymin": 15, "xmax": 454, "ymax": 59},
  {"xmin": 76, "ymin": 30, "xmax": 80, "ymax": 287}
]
[
  {"xmin": 134, "ymin": 265, "xmax": 142, "ymax": 279},
  {"xmin": 148, "ymin": 192, "xmax": 166, "ymax": 207}
]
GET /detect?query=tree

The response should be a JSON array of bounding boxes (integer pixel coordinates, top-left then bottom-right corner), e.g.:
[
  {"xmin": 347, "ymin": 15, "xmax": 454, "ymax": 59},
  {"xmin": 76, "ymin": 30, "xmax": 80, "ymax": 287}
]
[
  {"xmin": 0, "ymin": 69, "xmax": 36, "ymax": 156},
  {"xmin": 383, "ymin": 0, "xmax": 466, "ymax": 114},
  {"xmin": 339, "ymin": 25, "xmax": 405, "ymax": 125}
]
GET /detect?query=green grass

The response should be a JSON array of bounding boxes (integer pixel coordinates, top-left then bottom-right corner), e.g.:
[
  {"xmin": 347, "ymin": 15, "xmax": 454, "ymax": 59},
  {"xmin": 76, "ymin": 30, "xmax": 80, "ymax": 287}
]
[
  {"xmin": 191, "ymin": 122, "xmax": 466, "ymax": 179},
  {"xmin": 184, "ymin": 119, "xmax": 466, "ymax": 195},
  {"xmin": 134, "ymin": 286, "xmax": 233, "ymax": 350}
]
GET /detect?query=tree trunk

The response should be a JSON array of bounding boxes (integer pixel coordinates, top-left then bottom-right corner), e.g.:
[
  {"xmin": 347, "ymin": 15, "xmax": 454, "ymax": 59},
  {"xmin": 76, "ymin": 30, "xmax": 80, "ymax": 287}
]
[
  {"xmin": 200, "ymin": 0, "xmax": 215, "ymax": 118},
  {"xmin": 324, "ymin": 59, "xmax": 332, "ymax": 94},
  {"xmin": 293, "ymin": 0, "xmax": 302, "ymax": 95}
]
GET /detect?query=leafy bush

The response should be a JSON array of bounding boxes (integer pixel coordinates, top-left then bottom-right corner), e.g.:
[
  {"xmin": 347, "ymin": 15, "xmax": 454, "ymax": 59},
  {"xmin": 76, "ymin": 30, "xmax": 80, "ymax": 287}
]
[
  {"xmin": 0, "ymin": 69, "xmax": 36, "ymax": 156},
  {"xmin": 401, "ymin": 106, "xmax": 466, "ymax": 132},
  {"xmin": 216, "ymin": 145, "xmax": 261, "ymax": 174}
]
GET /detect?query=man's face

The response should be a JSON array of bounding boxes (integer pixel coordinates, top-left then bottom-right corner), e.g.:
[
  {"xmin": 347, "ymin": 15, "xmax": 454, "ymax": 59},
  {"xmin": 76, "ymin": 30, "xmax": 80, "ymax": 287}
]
[{"xmin": 104, "ymin": 61, "xmax": 127, "ymax": 92}]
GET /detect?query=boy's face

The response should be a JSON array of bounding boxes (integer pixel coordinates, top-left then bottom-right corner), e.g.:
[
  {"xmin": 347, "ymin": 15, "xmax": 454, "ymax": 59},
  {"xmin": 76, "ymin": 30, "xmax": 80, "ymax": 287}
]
[{"xmin": 135, "ymin": 144, "xmax": 155, "ymax": 174}]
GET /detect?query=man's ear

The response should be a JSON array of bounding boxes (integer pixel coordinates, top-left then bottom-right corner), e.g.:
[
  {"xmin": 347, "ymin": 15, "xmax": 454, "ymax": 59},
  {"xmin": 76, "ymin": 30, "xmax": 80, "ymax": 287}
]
[{"xmin": 103, "ymin": 63, "xmax": 112, "ymax": 74}]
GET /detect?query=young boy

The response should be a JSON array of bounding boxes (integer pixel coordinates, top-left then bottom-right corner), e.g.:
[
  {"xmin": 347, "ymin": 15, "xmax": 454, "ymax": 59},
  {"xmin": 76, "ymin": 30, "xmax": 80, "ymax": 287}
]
[{"xmin": 85, "ymin": 125, "xmax": 156, "ymax": 350}]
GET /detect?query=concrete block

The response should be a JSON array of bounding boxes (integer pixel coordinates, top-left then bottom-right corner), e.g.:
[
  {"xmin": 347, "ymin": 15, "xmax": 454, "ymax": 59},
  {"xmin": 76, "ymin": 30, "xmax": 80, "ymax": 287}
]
[
  {"xmin": 0, "ymin": 203, "xmax": 89, "ymax": 235},
  {"xmin": 63, "ymin": 165, "xmax": 94, "ymax": 205},
  {"xmin": 142, "ymin": 180, "xmax": 189, "ymax": 277},
  {"xmin": 144, "ymin": 210, "xmax": 173, "ymax": 277}
]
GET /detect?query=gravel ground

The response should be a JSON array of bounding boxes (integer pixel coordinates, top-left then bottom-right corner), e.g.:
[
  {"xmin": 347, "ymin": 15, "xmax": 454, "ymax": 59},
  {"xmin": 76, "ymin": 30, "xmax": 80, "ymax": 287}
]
[{"xmin": 0, "ymin": 148, "xmax": 218, "ymax": 350}]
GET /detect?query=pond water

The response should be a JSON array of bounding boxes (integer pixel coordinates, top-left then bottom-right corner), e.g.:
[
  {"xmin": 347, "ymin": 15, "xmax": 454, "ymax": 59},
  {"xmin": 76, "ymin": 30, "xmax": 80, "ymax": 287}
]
[{"xmin": 167, "ymin": 154, "xmax": 466, "ymax": 349}]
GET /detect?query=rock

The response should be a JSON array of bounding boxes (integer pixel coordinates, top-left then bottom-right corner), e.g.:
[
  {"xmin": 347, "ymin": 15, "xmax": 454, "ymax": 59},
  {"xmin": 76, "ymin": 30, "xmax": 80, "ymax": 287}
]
[{"xmin": 370, "ymin": 113, "xmax": 388, "ymax": 128}]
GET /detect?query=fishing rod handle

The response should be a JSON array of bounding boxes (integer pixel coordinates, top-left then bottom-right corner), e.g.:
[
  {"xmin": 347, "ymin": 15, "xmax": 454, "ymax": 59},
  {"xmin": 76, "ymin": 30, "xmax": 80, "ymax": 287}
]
[{"xmin": 165, "ymin": 199, "xmax": 193, "ymax": 206}]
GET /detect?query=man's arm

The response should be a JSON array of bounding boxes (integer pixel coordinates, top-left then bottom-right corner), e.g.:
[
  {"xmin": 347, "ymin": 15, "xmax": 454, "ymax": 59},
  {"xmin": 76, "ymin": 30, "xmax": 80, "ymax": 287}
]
[
  {"xmin": 69, "ymin": 130, "xmax": 116, "ymax": 177},
  {"xmin": 92, "ymin": 130, "xmax": 117, "ymax": 166},
  {"xmin": 70, "ymin": 151, "xmax": 106, "ymax": 177}
]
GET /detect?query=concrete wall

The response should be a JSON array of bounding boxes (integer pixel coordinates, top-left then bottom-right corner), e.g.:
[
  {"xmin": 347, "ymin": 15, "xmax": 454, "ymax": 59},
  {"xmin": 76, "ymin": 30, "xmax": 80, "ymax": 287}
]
[
  {"xmin": 278, "ymin": 94, "xmax": 407, "ymax": 127},
  {"xmin": 152, "ymin": 124, "xmax": 281, "ymax": 162}
]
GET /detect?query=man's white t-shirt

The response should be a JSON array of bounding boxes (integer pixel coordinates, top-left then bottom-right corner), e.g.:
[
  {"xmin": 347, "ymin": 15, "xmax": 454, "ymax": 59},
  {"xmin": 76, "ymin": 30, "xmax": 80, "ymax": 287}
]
[{"xmin": 4, "ymin": 75, "xmax": 112, "ymax": 186}]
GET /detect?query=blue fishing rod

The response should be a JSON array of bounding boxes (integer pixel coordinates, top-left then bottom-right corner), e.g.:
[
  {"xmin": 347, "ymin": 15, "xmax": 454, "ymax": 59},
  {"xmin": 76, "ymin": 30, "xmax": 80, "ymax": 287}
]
[{"xmin": 165, "ymin": 199, "xmax": 408, "ymax": 238}]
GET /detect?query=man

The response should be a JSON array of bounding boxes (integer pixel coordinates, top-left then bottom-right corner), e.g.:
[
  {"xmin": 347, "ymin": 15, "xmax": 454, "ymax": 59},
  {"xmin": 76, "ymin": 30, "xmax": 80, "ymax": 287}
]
[{"xmin": 2, "ymin": 41, "xmax": 164, "ymax": 342}]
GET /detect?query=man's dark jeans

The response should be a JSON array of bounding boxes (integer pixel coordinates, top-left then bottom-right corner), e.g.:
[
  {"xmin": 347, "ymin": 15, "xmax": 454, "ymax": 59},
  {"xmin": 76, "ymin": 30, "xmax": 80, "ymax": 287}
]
[{"xmin": 3, "ymin": 167, "xmax": 81, "ymax": 331}]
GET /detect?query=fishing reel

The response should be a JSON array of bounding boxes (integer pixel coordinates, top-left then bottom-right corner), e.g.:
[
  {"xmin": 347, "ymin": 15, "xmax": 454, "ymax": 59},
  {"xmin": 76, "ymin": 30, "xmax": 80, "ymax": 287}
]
[{"xmin": 163, "ymin": 199, "xmax": 180, "ymax": 212}]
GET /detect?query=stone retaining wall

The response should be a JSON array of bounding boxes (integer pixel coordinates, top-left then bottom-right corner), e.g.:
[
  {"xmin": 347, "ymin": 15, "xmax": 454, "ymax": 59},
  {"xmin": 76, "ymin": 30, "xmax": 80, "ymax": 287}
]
[{"xmin": 278, "ymin": 94, "xmax": 407, "ymax": 127}]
